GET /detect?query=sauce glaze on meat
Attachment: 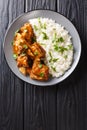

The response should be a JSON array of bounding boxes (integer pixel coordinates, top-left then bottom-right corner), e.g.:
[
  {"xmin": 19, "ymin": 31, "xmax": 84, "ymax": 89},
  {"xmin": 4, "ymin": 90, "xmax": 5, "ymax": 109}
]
[{"xmin": 13, "ymin": 23, "xmax": 49, "ymax": 81}]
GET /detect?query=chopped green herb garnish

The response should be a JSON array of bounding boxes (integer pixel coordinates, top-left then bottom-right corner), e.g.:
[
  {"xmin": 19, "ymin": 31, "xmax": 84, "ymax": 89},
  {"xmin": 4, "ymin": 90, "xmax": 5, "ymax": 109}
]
[
  {"xmin": 49, "ymin": 52, "xmax": 53, "ymax": 62},
  {"xmin": 21, "ymin": 53, "xmax": 26, "ymax": 56},
  {"xmin": 49, "ymin": 52, "xmax": 58, "ymax": 62},
  {"xmin": 54, "ymin": 44, "xmax": 59, "ymax": 51},
  {"xmin": 34, "ymin": 51, "xmax": 38, "ymax": 56},
  {"xmin": 38, "ymin": 18, "xmax": 47, "ymax": 29},
  {"xmin": 54, "ymin": 45, "xmax": 68, "ymax": 53},
  {"xmin": 42, "ymin": 32, "xmax": 49, "ymax": 40},
  {"xmin": 23, "ymin": 44, "xmax": 28, "ymax": 49},
  {"xmin": 49, "ymin": 59, "xmax": 52, "ymax": 62},
  {"xmin": 51, "ymin": 66, "xmax": 56, "ymax": 72},
  {"xmin": 15, "ymin": 29, "xmax": 19, "ymax": 35},
  {"xmin": 32, "ymin": 37, "xmax": 36, "ymax": 43},
  {"xmin": 53, "ymin": 28, "xmax": 56, "ymax": 31},
  {"xmin": 38, "ymin": 17, "xmax": 40, "ymax": 20},
  {"xmin": 49, "ymin": 74, "xmax": 52, "ymax": 78},
  {"xmin": 52, "ymin": 33, "xmax": 57, "ymax": 43},
  {"xmin": 49, "ymin": 58, "xmax": 59, "ymax": 63},
  {"xmin": 64, "ymin": 55, "xmax": 68, "ymax": 59},
  {"xmin": 49, "ymin": 52, "xmax": 53, "ymax": 60},
  {"xmin": 43, "ymin": 23, "xmax": 46, "ymax": 29},
  {"xmin": 58, "ymin": 46, "xmax": 68, "ymax": 53},
  {"xmin": 11, "ymin": 41, "xmax": 13, "ymax": 45},
  {"xmin": 34, "ymin": 25, "xmax": 38, "ymax": 31},
  {"xmin": 39, "ymin": 64, "xmax": 43, "ymax": 68},
  {"xmin": 52, "ymin": 58, "xmax": 59, "ymax": 62},
  {"xmin": 40, "ymin": 43, "xmax": 45, "ymax": 45},
  {"xmin": 58, "ymin": 37, "xmax": 64, "ymax": 42},
  {"xmin": 54, "ymin": 33, "xmax": 57, "ymax": 38},
  {"xmin": 52, "ymin": 33, "xmax": 64, "ymax": 43},
  {"xmin": 68, "ymin": 44, "xmax": 73, "ymax": 50},
  {"xmin": 13, "ymin": 54, "xmax": 18, "ymax": 59},
  {"xmin": 38, "ymin": 17, "xmax": 43, "ymax": 28},
  {"xmin": 39, "ymin": 72, "xmax": 44, "ymax": 77}
]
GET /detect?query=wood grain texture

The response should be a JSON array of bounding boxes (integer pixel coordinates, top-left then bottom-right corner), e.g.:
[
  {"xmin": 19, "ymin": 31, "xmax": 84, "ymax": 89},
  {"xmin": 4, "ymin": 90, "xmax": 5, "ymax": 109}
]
[
  {"xmin": 57, "ymin": 0, "xmax": 87, "ymax": 130},
  {"xmin": 26, "ymin": 0, "xmax": 57, "ymax": 11},
  {"xmin": 24, "ymin": 0, "xmax": 57, "ymax": 130},
  {"xmin": 0, "ymin": 0, "xmax": 24, "ymax": 130},
  {"xmin": 24, "ymin": 85, "xmax": 57, "ymax": 130},
  {"xmin": 0, "ymin": 0, "xmax": 87, "ymax": 130}
]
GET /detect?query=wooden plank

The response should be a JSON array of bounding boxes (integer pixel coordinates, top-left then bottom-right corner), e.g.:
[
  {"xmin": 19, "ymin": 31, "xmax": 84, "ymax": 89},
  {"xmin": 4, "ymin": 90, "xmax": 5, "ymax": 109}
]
[
  {"xmin": 0, "ymin": 0, "xmax": 24, "ymax": 130},
  {"xmin": 24, "ymin": 0, "xmax": 57, "ymax": 130},
  {"xmin": 57, "ymin": 0, "xmax": 87, "ymax": 130},
  {"xmin": 24, "ymin": 85, "xmax": 57, "ymax": 130},
  {"xmin": 26, "ymin": 0, "xmax": 57, "ymax": 11}
]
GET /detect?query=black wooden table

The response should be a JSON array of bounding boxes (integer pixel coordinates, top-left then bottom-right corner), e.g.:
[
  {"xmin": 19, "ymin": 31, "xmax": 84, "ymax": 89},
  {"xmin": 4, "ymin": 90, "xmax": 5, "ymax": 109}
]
[{"xmin": 0, "ymin": 0, "xmax": 87, "ymax": 130}]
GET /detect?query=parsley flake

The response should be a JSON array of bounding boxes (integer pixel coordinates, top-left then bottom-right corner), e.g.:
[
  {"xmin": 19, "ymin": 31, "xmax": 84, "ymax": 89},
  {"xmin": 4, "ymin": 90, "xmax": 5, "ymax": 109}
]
[
  {"xmin": 42, "ymin": 32, "xmax": 49, "ymax": 40},
  {"xmin": 40, "ymin": 72, "xmax": 44, "ymax": 77},
  {"xmin": 51, "ymin": 66, "xmax": 56, "ymax": 72},
  {"xmin": 13, "ymin": 54, "xmax": 18, "ymax": 60},
  {"xmin": 34, "ymin": 51, "xmax": 38, "ymax": 56},
  {"xmin": 39, "ymin": 64, "xmax": 43, "ymax": 68}
]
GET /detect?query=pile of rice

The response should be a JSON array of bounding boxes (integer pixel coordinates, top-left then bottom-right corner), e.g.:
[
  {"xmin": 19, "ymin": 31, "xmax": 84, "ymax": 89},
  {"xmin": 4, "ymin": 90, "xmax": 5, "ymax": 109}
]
[{"xmin": 29, "ymin": 18, "xmax": 73, "ymax": 77}]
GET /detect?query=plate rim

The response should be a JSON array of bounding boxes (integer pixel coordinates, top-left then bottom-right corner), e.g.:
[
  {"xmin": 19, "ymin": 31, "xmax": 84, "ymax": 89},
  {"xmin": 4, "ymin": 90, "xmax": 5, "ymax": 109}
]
[{"xmin": 3, "ymin": 9, "xmax": 82, "ymax": 86}]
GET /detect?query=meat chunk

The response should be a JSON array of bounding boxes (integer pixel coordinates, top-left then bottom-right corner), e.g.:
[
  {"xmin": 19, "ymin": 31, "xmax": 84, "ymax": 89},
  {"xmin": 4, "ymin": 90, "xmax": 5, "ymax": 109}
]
[
  {"xmin": 13, "ymin": 38, "xmax": 29, "ymax": 55},
  {"xmin": 17, "ymin": 55, "xmax": 29, "ymax": 67},
  {"xmin": 26, "ymin": 67, "xmax": 32, "ymax": 75},
  {"xmin": 30, "ymin": 42, "xmax": 46, "ymax": 58},
  {"xmin": 19, "ymin": 67, "xmax": 32, "ymax": 75},
  {"xmin": 19, "ymin": 67, "xmax": 27, "ymax": 75},
  {"xmin": 17, "ymin": 54, "xmax": 33, "ymax": 75},
  {"xmin": 27, "ymin": 49, "xmax": 35, "ymax": 60},
  {"xmin": 30, "ymin": 58, "xmax": 49, "ymax": 81},
  {"xmin": 12, "ymin": 23, "xmax": 49, "ymax": 81},
  {"xmin": 19, "ymin": 23, "xmax": 35, "ymax": 43}
]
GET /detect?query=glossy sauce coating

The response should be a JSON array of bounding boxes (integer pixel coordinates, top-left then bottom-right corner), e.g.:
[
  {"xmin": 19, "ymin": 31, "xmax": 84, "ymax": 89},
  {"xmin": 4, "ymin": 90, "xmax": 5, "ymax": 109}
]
[{"xmin": 13, "ymin": 23, "xmax": 49, "ymax": 80}]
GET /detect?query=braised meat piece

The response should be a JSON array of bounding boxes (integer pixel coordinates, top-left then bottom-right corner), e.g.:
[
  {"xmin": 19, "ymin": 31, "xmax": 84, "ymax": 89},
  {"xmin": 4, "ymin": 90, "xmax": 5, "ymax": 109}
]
[
  {"xmin": 17, "ymin": 55, "xmax": 29, "ymax": 67},
  {"xmin": 27, "ymin": 49, "xmax": 35, "ymax": 60},
  {"xmin": 12, "ymin": 23, "xmax": 49, "ymax": 81},
  {"xmin": 13, "ymin": 38, "xmax": 29, "ymax": 55},
  {"xmin": 30, "ymin": 42, "xmax": 46, "ymax": 58},
  {"xmin": 14, "ymin": 33, "xmax": 22, "ymax": 41},
  {"xmin": 19, "ymin": 67, "xmax": 27, "ymax": 75},
  {"xmin": 19, "ymin": 23, "xmax": 35, "ymax": 43},
  {"xmin": 19, "ymin": 67, "xmax": 32, "ymax": 75},
  {"xmin": 30, "ymin": 58, "xmax": 49, "ymax": 81}
]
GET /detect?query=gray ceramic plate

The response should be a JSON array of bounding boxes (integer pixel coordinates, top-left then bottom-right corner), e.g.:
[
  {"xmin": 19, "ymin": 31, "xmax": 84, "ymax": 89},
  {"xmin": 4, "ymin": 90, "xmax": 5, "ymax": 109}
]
[{"xmin": 3, "ymin": 10, "xmax": 81, "ymax": 86}]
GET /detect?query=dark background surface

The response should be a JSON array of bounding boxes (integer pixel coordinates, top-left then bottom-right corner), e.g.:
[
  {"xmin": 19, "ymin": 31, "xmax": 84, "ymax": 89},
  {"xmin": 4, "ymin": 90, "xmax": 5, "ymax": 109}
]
[{"xmin": 0, "ymin": 0, "xmax": 87, "ymax": 130}]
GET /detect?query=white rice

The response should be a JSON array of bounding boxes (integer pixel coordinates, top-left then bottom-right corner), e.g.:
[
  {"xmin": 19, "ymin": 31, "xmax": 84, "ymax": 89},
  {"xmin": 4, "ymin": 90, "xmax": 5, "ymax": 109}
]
[{"xmin": 29, "ymin": 18, "xmax": 73, "ymax": 77}]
